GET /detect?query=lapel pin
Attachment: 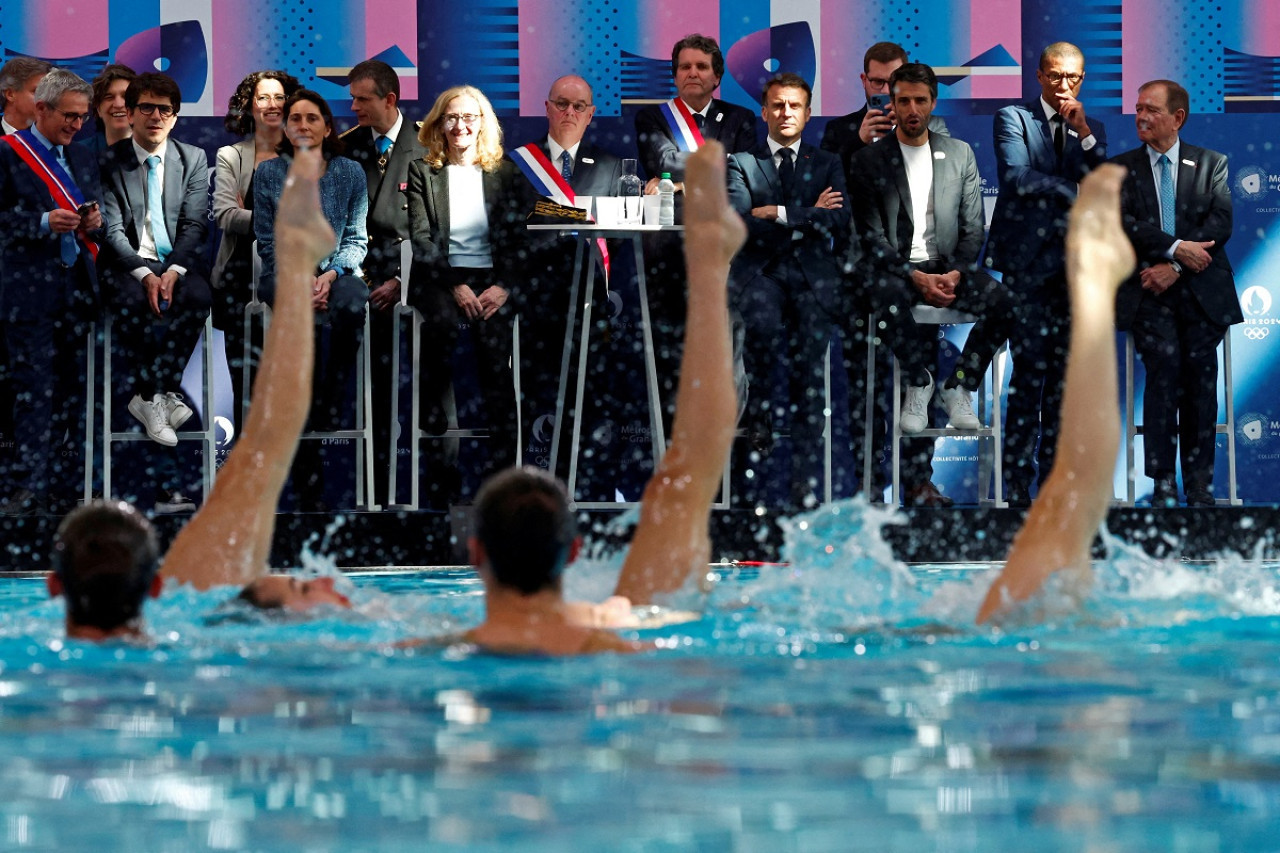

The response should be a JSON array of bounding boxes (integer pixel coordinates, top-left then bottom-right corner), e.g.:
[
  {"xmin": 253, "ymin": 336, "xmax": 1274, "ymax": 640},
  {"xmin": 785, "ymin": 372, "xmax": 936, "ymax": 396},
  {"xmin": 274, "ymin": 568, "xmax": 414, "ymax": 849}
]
[
  {"xmin": 1182, "ymin": 159, "xmax": 1195, "ymax": 167},
  {"xmin": 1068, "ymin": 128, "xmax": 1079, "ymax": 137},
  {"xmin": 581, "ymin": 157, "xmax": 595, "ymax": 164},
  {"xmin": 934, "ymin": 151, "xmax": 946, "ymax": 159},
  {"xmin": 715, "ymin": 113, "xmax": 723, "ymax": 123}
]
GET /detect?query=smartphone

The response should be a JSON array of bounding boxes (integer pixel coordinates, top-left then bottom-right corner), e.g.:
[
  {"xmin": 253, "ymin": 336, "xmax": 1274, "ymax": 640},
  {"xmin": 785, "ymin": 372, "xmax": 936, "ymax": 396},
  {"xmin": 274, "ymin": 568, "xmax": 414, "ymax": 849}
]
[
  {"xmin": 868, "ymin": 93, "xmax": 891, "ymax": 112},
  {"xmin": 76, "ymin": 201, "xmax": 98, "ymax": 216}
]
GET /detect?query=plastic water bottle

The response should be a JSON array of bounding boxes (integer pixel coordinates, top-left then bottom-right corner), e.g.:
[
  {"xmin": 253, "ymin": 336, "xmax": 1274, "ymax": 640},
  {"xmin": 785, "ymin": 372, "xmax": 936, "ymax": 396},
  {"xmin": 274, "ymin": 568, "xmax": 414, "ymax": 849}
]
[
  {"xmin": 657, "ymin": 172, "xmax": 675, "ymax": 226},
  {"xmin": 618, "ymin": 158, "xmax": 643, "ymax": 224}
]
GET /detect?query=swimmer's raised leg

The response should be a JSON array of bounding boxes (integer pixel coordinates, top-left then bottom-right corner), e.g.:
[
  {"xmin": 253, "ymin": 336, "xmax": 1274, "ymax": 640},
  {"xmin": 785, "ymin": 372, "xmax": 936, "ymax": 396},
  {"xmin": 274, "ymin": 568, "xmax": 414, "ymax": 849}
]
[
  {"xmin": 161, "ymin": 147, "xmax": 335, "ymax": 589},
  {"xmin": 613, "ymin": 141, "xmax": 746, "ymax": 604},
  {"xmin": 977, "ymin": 164, "xmax": 1135, "ymax": 624}
]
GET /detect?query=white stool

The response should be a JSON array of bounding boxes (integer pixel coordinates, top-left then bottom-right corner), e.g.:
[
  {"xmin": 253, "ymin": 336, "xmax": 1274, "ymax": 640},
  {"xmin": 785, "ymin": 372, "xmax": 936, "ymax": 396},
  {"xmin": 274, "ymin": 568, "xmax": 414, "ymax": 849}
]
[
  {"xmin": 1123, "ymin": 328, "xmax": 1239, "ymax": 505},
  {"xmin": 100, "ymin": 312, "xmax": 218, "ymax": 501},
  {"xmin": 248, "ymin": 242, "xmax": 377, "ymax": 509},
  {"xmin": 863, "ymin": 306, "xmax": 1007, "ymax": 506}
]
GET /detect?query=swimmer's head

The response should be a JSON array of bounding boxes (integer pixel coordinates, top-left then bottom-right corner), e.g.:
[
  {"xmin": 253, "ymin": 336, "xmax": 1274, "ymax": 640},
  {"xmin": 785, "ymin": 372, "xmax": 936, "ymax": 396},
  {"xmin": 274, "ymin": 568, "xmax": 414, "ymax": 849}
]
[
  {"xmin": 472, "ymin": 466, "xmax": 579, "ymax": 595},
  {"xmin": 237, "ymin": 574, "xmax": 352, "ymax": 612},
  {"xmin": 48, "ymin": 501, "xmax": 161, "ymax": 635}
]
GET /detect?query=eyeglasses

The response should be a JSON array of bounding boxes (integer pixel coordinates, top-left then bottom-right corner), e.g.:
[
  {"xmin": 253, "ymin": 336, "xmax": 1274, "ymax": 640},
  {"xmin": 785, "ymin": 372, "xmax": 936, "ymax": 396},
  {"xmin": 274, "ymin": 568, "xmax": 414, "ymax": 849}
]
[
  {"xmin": 443, "ymin": 113, "xmax": 480, "ymax": 127},
  {"xmin": 548, "ymin": 99, "xmax": 593, "ymax": 114},
  {"xmin": 865, "ymin": 76, "xmax": 891, "ymax": 89},
  {"xmin": 255, "ymin": 94, "xmax": 287, "ymax": 105},
  {"xmin": 135, "ymin": 102, "xmax": 177, "ymax": 117},
  {"xmin": 1043, "ymin": 72, "xmax": 1083, "ymax": 86},
  {"xmin": 51, "ymin": 107, "xmax": 92, "ymax": 125}
]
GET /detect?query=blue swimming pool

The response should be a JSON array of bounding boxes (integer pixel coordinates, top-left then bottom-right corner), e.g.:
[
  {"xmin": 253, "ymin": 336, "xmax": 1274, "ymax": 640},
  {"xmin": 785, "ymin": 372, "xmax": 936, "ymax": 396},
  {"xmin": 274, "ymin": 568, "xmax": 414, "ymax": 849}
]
[{"xmin": 2, "ymin": 501, "xmax": 1280, "ymax": 851}]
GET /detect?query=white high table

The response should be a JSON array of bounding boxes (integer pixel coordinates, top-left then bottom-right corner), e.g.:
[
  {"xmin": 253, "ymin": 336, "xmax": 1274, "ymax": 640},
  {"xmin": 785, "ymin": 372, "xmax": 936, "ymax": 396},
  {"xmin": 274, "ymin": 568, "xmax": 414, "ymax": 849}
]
[{"xmin": 527, "ymin": 222, "xmax": 683, "ymax": 508}]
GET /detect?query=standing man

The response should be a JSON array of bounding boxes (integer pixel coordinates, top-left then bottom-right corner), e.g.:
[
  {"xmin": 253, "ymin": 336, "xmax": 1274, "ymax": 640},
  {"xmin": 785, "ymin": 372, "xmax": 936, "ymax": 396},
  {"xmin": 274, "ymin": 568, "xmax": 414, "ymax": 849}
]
[
  {"xmin": 848, "ymin": 63, "xmax": 1014, "ymax": 507},
  {"xmin": 1112, "ymin": 80, "xmax": 1241, "ymax": 507},
  {"xmin": 0, "ymin": 69, "xmax": 103, "ymax": 515},
  {"xmin": 510, "ymin": 75, "xmax": 623, "ymax": 474},
  {"xmin": 634, "ymin": 34, "xmax": 757, "ymax": 431},
  {"xmin": 985, "ymin": 42, "xmax": 1108, "ymax": 506},
  {"xmin": 344, "ymin": 59, "xmax": 426, "ymax": 506},
  {"xmin": 99, "ymin": 71, "xmax": 211, "ymax": 513},
  {"xmin": 726, "ymin": 72, "xmax": 848, "ymax": 508}
]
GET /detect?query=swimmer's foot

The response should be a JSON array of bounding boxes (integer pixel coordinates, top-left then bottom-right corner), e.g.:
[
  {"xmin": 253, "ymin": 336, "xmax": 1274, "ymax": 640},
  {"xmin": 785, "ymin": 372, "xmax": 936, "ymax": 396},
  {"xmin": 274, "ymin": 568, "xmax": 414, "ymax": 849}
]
[
  {"xmin": 1066, "ymin": 163, "xmax": 1135, "ymax": 301},
  {"xmin": 682, "ymin": 141, "xmax": 746, "ymax": 269},
  {"xmin": 276, "ymin": 146, "xmax": 337, "ymax": 269}
]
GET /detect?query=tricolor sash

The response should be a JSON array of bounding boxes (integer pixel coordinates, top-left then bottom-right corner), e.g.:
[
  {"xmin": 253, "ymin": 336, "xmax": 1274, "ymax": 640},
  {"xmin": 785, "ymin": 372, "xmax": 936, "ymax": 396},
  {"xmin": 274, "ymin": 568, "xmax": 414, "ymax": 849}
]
[
  {"xmin": 658, "ymin": 98, "xmax": 705, "ymax": 153},
  {"xmin": 1, "ymin": 129, "xmax": 99, "ymax": 260},
  {"xmin": 512, "ymin": 142, "xmax": 609, "ymax": 279}
]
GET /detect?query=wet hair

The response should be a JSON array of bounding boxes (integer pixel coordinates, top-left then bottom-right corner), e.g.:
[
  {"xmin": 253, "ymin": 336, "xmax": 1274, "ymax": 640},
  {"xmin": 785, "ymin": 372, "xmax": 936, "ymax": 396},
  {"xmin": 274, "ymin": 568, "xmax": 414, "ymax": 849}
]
[
  {"xmin": 474, "ymin": 467, "xmax": 577, "ymax": 595},
  {"xmin": 671, "ymin": 34, "xmax": 725, "ymax": 81},
  {"xmin": 889, "ymin": 62, "xmax": 938, "ymax": 102},
  {"xmin": 89, "ymin": 63, "xmax": 135, "ymax": 112},
  {"xmin": 51, "ymin": 501, "xmax": 160, "ymax": 632},
  {"xmin": 417, "ymin": 84, "xmax": 505, "ymax": 171},
  {"xmin": 863, "ymin": 41, "xmax": 909, "ymax": 73},
  {"xmin": 278, "ymin": 89, "xmax": 344, "ymax": 159},
  {"xmin": 761, "ymin": 72, "xmax": 812, "ymax": 108},
  {"xmin": 1039, "ymin": 41, "xmax": 1084, "ymax": 72},
  {"xmin": 34, "ymin": 68, "xmax": 92, "ymax": 108},
  {"xmin": 236, "ymin": 578, "xmax": 283, "ymax": 610},
  {"xmin": 1140, "ymin": 79, "xmax": 1190, "ymax": 118},
  {"xmin": 222, "ymin": 69, "xmax": 301, "ymax": 136},
  {"xmin": 348, "ymin": 59, "xmax": 400, "ymax": 102},
  {"xmin": 125, "ymin": 72, "xmax": 182, "ymax": 113},
  {"xmin": 0, "ymin": 57, "xmax": 53, "ymax": 110}
]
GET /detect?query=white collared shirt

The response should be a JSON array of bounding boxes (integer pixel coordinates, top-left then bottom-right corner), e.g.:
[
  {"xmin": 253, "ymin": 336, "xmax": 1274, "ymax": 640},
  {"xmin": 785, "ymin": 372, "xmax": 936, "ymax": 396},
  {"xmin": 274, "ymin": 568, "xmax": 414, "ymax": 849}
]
[
  {"xmin": 547, "ymin": 136, "xmax": 582, "ymax": 178},
  {"xmin": 130, "ymin": 139, "xmax": 186, "ymax": 279},
  {"xmin": 1147, "ymin": 139, "xmax": 1183, "ymax": 255},
  {"xmin": 373, "ymin": 110, "xmax": 404, "ymax": 150},
  {"xmin": 766, "ymin": 136, "xmax": 803, "ymax": 225},
  {"xmin": 1039, "ymin": 95, "xmax": 1096, "ymax": 152},
  {"xmin": 1, "ymin": 117, "xmax": 21, "ymax": 136}
]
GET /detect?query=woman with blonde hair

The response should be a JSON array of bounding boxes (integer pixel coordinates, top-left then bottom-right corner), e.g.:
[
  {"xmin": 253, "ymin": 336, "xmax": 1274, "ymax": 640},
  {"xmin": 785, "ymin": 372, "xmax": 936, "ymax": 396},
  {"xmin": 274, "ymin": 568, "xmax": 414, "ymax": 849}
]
[{"xmin": 406, "ymin": 85, "xmax": 532, "ymax": 495}]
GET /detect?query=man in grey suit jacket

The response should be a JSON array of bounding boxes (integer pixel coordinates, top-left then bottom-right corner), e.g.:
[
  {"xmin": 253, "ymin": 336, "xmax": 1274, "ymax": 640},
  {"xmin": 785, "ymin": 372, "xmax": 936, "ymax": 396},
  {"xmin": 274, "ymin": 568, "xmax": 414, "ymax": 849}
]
[
  {"xmin": 984, "ymin": 42, "xmax": 1108, "ymax": 505},
  {"xmin": 727, "ymin": 72, "xmax": 848, "ymax": 508},
  {"xmin": 1112, "ymin": 80, "xmax": 1242, "ymax": 507},
  {"xmin": 344, "ymin": 59, "xmax": 427, "ymax": 505},
  {"xmin": 100, "ymin": 72, "xmax": 211, "ymax": 512},
  {"xmin": 849, "ymin": 63, "xmax": 1013, "ymax": 507}
]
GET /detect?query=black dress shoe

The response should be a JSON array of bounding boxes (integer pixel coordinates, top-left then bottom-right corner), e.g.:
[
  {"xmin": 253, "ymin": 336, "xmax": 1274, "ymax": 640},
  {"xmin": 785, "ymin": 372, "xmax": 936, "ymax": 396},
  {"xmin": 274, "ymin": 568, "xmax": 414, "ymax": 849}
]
[
  {"xmin": 0, "ymin": 488, "xmax": 41, "ymax": 516},
  {"xmin": 904, "ymin": 480, "xmax": 954, "ymax": 508},
  {"xmin": 1003, "ymin": 487, "xmax": 1031, "ymax": 508},
  {"xmin": 1151, "ymin": 477, "xmax": 1179, "ymax": 508},
  {"xmin": 1185, "ymin": 487, "xmax": 1215, "ymax": 507}
]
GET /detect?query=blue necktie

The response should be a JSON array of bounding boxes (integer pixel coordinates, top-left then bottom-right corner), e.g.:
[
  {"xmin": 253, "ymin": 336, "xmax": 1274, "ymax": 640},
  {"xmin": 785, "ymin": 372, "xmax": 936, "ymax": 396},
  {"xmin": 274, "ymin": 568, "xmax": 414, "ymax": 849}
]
[
  {"xmin": 53, "ymin": 146, "xmax": 78, "ymax": 266},
  {"xmin": 560, "ymin": 150, "xmax": 572, "ymax": 181},
  {"xmin": 376, "ymin": 134, "xmax": 392, "ymax": 155},
  {"xmin": 146, "ymin": 154, "xmax": 172, "ymax": 262},
  {"xmin": 1158, "ymin": 153, "xmax": 1176, "ymax": 236}
]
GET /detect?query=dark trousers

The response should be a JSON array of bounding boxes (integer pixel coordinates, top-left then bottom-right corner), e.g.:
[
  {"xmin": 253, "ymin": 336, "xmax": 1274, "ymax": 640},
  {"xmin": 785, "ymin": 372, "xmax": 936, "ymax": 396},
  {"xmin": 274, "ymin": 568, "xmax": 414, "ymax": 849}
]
[
  {"xmin": 5, "ymin": 260, "xmax": 92, "ymax": 500},
  {"xmin": 1002, "ymin": 269, "xmax": 1070, "ymax": 497},
  {"xmin": 1130, "ymin": 283, "xmax": 1226, "ymax": 489},
  {"xmin": 640, "ymin": 231, "xmax": 688, "ymax": 435},
  {"xmin": 106, "ymin": 263, "xmax": 212, "ymax": 400}
]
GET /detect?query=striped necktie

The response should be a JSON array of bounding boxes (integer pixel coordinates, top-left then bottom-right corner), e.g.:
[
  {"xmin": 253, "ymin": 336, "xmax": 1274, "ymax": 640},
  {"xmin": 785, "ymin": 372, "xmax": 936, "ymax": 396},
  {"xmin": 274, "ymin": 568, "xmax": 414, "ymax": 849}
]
[{"xmin": 1158, "ymin": 153, "xmax": 1176, "ymax": 236}]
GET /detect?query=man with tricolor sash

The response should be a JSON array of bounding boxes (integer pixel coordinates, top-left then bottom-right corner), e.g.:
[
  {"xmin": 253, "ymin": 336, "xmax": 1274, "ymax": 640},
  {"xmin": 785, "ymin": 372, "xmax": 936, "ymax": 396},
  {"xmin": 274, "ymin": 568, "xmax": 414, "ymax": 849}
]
[
  {"xmin": 0, "ymin": 69, "xmax": 103, "ymax": 516},
  {"xmin": 511, "ymin": 75, "xmax": 623, "ymax": 481}
]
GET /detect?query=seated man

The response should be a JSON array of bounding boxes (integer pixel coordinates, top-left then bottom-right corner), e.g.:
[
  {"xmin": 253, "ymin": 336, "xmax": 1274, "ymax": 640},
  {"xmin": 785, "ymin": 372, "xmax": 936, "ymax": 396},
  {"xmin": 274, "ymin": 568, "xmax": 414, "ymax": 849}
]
[
  {"xmin": 50, "ymin": 141, "xmax": 745, "ymax": 652},
  {"xmin": 847, "ymin": 63, "xmax": 1013, "ymax": 506},
  {"xmin": 977, "ymin": 163, "xmax": 1135, "ymax": 623}
]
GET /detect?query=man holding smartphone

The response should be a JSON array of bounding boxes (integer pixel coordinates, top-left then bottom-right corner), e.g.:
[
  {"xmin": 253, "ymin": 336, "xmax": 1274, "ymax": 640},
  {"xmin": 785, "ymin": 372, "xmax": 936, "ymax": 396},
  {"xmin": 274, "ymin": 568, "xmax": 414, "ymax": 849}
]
[{"xmin": 0, "ymin": 69, "xmax": 103, "ymax": 515}]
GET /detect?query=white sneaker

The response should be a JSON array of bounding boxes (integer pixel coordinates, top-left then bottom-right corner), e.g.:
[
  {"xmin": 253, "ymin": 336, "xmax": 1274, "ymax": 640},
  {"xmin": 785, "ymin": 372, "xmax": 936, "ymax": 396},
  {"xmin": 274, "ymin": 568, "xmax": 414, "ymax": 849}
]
[
  {"xmin": 154, "ymin": 492, "xmax": 197, "ymax": 514},
  {"xmin": 163, "ymin": 392, "xmax": 193, "ymax": 429},
  {"xmin": 128, "ymin": 394, "xmax": 178, "ymax": 446},
  {"xmin": 900, "ymin": 371, "xmax": 934, "ymax": 435},
  {"xmin": 939, "ymin": 383, "xmax": 980, "ymax": 429}
]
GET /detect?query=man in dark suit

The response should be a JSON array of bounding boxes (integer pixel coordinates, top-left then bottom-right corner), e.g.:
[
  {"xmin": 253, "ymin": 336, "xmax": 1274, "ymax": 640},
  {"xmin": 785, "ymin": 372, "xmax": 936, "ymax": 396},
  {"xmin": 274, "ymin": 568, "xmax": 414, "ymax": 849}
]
[
  {"xmin": 1112, "ymin": 80, "xmax": 1242, "ymax": 507},
  {"xmin": 99, "ymin": 72, "xmax": 212, "ymax": 513},
  {"xmin": 726, "ymin": 72, "xmax": 848, "ymax": 507},
  {"xmin": 985, "ymin": 41, "xmax": 1107, "ymax": 506},
  {"xmin": 634, "ymin": 34, "xmax": 757, "ymax": 432},
  {"xmin": 0, "ymin": 69, "xmax": 103, "ymax": 515},
  {"xmin": 819, "ymin": 41, "xmax": 949, "ymax": 181},
  {"xmin": 848, "ymin": 63, "xmax": 1014, "ymax": 507},
  {"xmin": 344, "ymin": 59, "xmax": 427, "ymax": 506},
  {"xmin": 511, "ymin": 74, "xmax": 623, "ymax": 476}
]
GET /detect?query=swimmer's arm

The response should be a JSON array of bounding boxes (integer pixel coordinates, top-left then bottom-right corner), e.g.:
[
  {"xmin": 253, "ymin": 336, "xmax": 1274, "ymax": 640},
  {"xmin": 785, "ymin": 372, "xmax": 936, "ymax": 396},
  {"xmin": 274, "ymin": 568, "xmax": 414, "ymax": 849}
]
[
  {"xmin": 615, "ymin": 142, "xmax": 745, "ymax": 605},
  {"xmin": 977, "ymin": 164, "xmax": 1134, "ymax": 623},
  {"xmin": 162, "ymin": 148, "xmax": 333, "ymax": 590}
]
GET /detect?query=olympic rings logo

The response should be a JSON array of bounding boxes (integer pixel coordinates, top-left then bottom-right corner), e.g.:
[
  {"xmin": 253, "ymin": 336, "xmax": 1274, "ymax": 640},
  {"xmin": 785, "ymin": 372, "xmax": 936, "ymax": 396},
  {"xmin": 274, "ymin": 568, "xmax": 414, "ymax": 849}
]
[{"xmin": 1243, "ymin": 327, "xmax": 1270, "ymax": 340}]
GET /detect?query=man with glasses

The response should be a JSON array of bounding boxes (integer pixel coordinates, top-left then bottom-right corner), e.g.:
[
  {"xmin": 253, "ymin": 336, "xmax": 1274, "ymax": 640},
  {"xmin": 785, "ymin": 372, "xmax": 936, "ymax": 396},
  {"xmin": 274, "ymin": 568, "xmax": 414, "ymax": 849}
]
[
  {"xmin": 985, "ymin": 41, "xmax": 1108, "ymax": 506},
  {"xmin": 511, "ymin": 75, "xmax": 623, "ymax": 477},
  {"xmin": 0, "ymin": 69, "xmax": 103, "ymax": 515},
  {"xmin": 343, "ymin": 59, "xmax": 426, "ymax": 506},
  {"xmin": 98, "ymin": 71, "xmax": 212, "ymax": 514}
]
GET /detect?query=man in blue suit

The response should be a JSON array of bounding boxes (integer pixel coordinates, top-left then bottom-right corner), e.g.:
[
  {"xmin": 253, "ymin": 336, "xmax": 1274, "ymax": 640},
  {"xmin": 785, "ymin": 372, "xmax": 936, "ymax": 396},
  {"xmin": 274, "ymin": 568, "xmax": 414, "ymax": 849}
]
[
  {"xmin": 727, "ymin": 72, "xmax": 848, "ymax": 508},
  {"xmin": 1112, "ymin": 80, "xmax": 1242, "ymax": 507},
  {"xmin": 985, "ymin": 42, "xmax": 1108, "ymax": 506},
  {"xmin": 0, "ymin": 69, "xmax": 103, "ymax": 515}
]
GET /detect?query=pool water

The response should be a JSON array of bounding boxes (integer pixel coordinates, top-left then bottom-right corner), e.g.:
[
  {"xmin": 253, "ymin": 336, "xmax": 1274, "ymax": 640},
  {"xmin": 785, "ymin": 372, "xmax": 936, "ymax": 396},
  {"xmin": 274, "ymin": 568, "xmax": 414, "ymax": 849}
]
[{"xmin": 2, "ymin": 500, "xmax": 1280, "ymax": 851}]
